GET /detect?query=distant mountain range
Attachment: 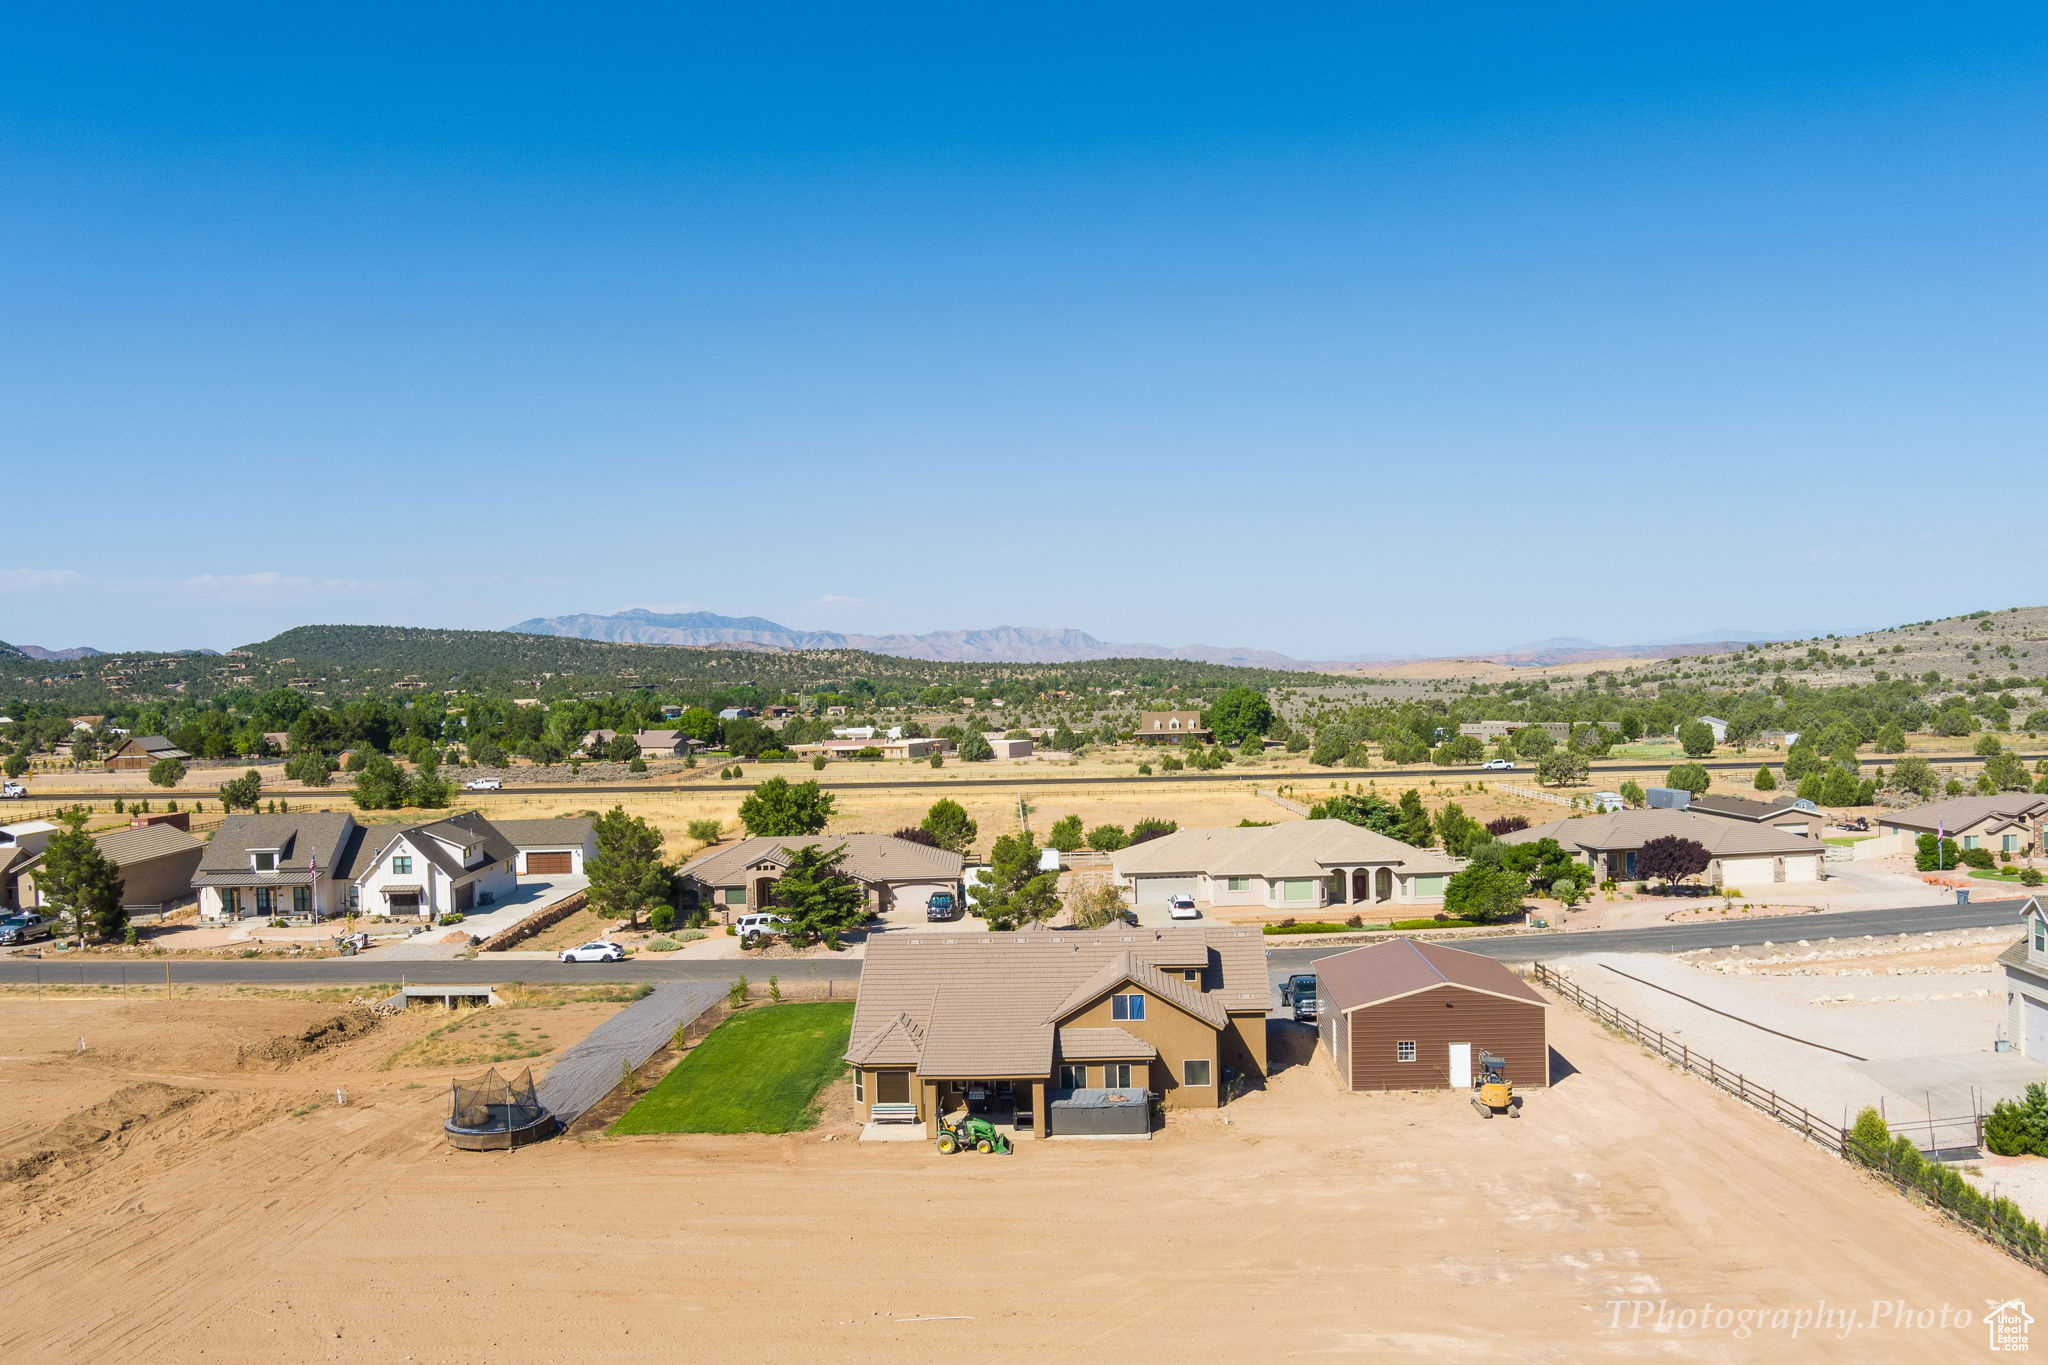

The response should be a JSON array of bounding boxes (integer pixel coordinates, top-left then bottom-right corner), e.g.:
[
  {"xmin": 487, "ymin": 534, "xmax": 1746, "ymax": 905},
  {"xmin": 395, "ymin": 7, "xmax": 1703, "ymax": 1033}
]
[
  {"xmin": 0, "ymin": 641, "xmax": 105, "ymax": 662},
  {"xmin": 506, "ymin": 608, "xmax": 1822, "ymax": 670},
  {"xmin": 506, "ymin": 609, "xmax": 1310, "ymax": 668}
]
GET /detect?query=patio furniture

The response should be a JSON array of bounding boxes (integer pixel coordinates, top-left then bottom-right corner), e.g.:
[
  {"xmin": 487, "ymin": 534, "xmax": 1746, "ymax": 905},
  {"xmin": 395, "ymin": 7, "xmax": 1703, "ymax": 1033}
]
[
  {"xmin": 870, "ymin": 1103, "xmax": 919, "ymax": 1125},
  {"xmin": 1011, "ymin": 1107, "xmax": 1034, "ymax": 1132}
]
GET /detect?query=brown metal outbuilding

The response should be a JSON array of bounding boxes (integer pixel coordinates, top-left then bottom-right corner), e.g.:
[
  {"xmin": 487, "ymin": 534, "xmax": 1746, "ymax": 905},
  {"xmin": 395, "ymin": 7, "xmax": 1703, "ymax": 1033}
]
[{"xmin": 1314, "ymin": 938, "xmax": 1549, "ymax": 1093}]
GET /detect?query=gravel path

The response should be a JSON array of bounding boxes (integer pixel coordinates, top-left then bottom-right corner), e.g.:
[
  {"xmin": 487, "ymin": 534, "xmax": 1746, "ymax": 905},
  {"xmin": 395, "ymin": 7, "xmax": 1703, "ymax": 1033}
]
[{"xmin": 535, "ymin": 981, "xmax": 725, "ymax": 1123}]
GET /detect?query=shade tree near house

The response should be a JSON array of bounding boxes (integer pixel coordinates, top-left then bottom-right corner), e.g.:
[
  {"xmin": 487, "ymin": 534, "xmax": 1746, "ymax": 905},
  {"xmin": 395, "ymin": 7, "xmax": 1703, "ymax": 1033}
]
[
  {"xmin": 1535, "ymin": 750, "xmax": 1590, "ymax": 787},
  {"xmin": 1637, "ymin": 835, "xmax": 1712, "ymax": 889},
  {"xmin": 1306, "ymin": 792, "xmax": 1402, "ymax": 837},
  {"xmin": 738, "ymin": 777, "xmax": 835, "ymax": 837},
  {"xmin": 1431, "ymin": 734, "xmax": 1485, "ymax": 765},
  {"xmin": 147, "ymin": 756, "xmax": 186, "ymax": 788},
  {"xmin": 1203, "ymin": 687, "xmax": 1274, "ymax": 747},
  {"xmin": 37, "ymin": 811, "xmax": 126, "ymax": 944},
  {"xmin": 1677, "ymin": 720, "xmax": 1716, "ymax": 758},
  {"xmin": 766, "ymin": 844, "xmax": 867, "ymax": 945},
  {"xmin": 587, "ymin": 805, "xmax": 672, "ymax": 928},
  {"xmin": 918, "ymin": 798, "xmax": 976, "ymax": 855},
  {"xmin": 1128, "ymin": 817, "xmax": 1178, "ymax": 845},
  {"xmin": 1086, "ymin": 823, "xmax": 1130, "ymax": 851},
  {"xmin": 1046, "ymin": 814, "xmax": 1084, "ymax": 852},
  {"xmin": 1664, "ymin": 763, "xmax": 1712, "ymax": 796},
  {"xmin": 968, "ymin": 833, "xmax": 1060, "ymax": 930}
]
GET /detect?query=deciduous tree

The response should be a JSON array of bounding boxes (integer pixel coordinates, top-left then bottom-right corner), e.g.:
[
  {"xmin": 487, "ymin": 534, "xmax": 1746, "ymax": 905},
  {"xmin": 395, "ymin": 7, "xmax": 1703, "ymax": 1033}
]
[
  {"xmin": 147, "ymin": 756, "xmax": 187, "ymax": 788},
  {"xmin": 1677, "ymin": 720, "xmax": 1716, "ymax": 758},
  {"xmin": 1664, "ymin": 763, "xmax": 1711, "ymax": 796},
  {"xmin": 739, "ymin": 777, "xmax": 835, "ymax": 837},
  {"xmin": 1638, "ymin": 835, "xmax": 1711, "ymax": 889},
  {"xmin": 218, "ymin": 769, "xmax": 264, "ymax": 812},
  {"xmin": 1204, "ymin": 688, "xmax": 1274, "ymax": 747}
]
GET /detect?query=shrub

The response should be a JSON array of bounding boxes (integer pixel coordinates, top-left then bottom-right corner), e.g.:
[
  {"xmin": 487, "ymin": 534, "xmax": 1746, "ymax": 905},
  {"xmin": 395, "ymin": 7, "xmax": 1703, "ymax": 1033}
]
[
  {"xmin": 438, "ymin": 912, "xmax": 465, "ymax": 926},
  {"xmin": 628, "ymin": 757, "xmax": 647, "ymax": 773},
  {"xmin": 2023, "ymin": 867, "xmax": 2045, "ymax": 887},
  {"xmin": 645, "ymin": 936, "xmax": 682, "ymax": 952},
  {"xmin": 727, "ymin": 974, "xmax": 749, "ymax": 1006},
  {"xmin": 1262, "ymin": 921, "xmax": 1350, "ymax": 935},
  {"xmin": 1389, "ymin": 917, "xmax": 1476, "ymax": 930},
  {"xmin": 673, "ymin": 928, "xmax": 707, "ymax": 943},
  {"xmin": 686, "ymin": 818, "xmax": 723, "ymax": 843},
  {"xmin": 649, "ymin": 905, "xmax": 676, "ymax": 933},
  {"xmin": 1345, "ymin": 914, "xmax": 1363, "ymax": 928},
  {"xmin": 1136, "ymin": 762, "xmax": 1152, "ymax": 775},
  {"xmin": 1087, "ymin": 824, "xmax": 1130, "ymax": 852},
  {"xmin": 1958, "ymin": 847, "xmax": 1996, "ymax": 870}
]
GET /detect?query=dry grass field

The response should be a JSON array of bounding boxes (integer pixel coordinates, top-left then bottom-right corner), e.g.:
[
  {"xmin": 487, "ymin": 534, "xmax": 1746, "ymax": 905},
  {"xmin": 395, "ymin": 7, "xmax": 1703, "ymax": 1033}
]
[{"xmin": 0, "ymin": 994, "xmax": 2031, "ymax": 1362}]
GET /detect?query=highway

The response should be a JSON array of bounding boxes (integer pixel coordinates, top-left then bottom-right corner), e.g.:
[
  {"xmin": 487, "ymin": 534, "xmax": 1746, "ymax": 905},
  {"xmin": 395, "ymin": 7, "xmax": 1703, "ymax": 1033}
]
[
  {"xmin": 14, "ymin": 748, "xmax": 2031, "ymax": 802},
  {"xmin": 0, "ymin": 897, "xmax": 2024, "ymax": 989}
]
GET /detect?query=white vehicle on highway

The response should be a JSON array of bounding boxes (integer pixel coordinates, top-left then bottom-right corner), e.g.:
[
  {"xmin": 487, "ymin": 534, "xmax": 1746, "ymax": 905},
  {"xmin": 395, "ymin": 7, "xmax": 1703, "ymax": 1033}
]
[
  {"xmin": 1481, "ymin": 758, "xmax": 1516, "ymax": 770},
  {"xmin": 464, "ymin": 778, "xmax": 503, "ymax": 791},
  {"xmin": 1166, "ymin": 895, "xmax": 1200, "ymax": 920},
  {"xmin": 0, "ymin": 781, "xmax": 25, "ymax": 798},
  {"xmin": 559, "ymin": 940, "xmax": 625, "ymax": 963}
]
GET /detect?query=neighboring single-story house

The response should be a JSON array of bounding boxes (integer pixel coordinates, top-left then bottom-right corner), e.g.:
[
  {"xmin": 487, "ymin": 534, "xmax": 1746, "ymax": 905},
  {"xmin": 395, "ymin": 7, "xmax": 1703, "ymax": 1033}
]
[
  {"xmin": 1659, "ymin": 790, "xmax": 1826, "ymax": 840},
  {"xmin": 194, "ymin": 810, "xmax": 559, "ymax": 921},
  {"xmin": 1133, "ymin": 711, "xmax": 1210, "ymax": 744},
  {"xmin": 18, "ymin": 822, "xmax": 206, "ymax": 913},
  {"xmin": 103, "ymin": 735, "xmax": 191, "ymax": 771},
  {"xmin": 1315, "ymin": 937, "xmax": 1550, "ymax": 1092},
  {"xmin": 986, "ymin": 736, "xmax": 1034, "ymax": 759},
  {"xmin": 1110, "ymin": 819, "xmax": 1459, "ymax": 911},
  {"xmin": 677, "ymin": 833, "xmax": 966, "ymax": 915},
  {"xmin": 717, "ymin": 707, "xmax": 756, "ymax": 721},
  {"xmin": 1880, "ymin": 795, "xmax": 2048, "ymax": 859},
  {"xmin": 0, "ymin": 820, "xmax": 60, "ymax": 910},
  {"xmin": 844, "ymin": 924, "xmax": 1270, "ymax": 1138},
  {"xmin": 1501, "ymin": 809, "xmax": 1825, "ymax": 886},
  {"xmin": 491, "ymin": 818, "xmax": 598, "ymax": 877},
  {"xmin": 1998, "ymin": 898, "xmax": 2048, "ymax": 1060},
  {"xmin": 632, "ymin": 729, "xmax": 693, "ymax": 758},
  {"xmin": 789, "ymin": 737, "xmax": 947, "ymax": 761}
]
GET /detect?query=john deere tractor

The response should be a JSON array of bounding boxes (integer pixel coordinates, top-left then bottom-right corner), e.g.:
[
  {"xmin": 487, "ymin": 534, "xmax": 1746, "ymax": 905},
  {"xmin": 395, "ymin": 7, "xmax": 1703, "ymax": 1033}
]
[
  {"xmin": 1471, "ymin": 1050, "xmax": 1519, "ymax": 1119},
  {"xmin": 936, "ymin": 1114, "xmax": 1013, "ymax": 1155}
]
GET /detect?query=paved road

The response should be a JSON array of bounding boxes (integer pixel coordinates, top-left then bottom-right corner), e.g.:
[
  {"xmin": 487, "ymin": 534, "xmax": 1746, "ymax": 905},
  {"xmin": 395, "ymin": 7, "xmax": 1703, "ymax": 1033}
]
[
  {"xmin": 18, "ymin": 748, "xmax": 2029, "ymax": 802},
  {"xmin": 3, "ymin": 898, "xmax": 2025, "ymax": 989}
]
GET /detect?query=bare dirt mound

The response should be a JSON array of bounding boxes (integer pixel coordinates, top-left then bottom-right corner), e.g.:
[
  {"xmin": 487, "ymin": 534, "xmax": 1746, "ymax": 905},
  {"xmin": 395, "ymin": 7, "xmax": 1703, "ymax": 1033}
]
[
  {"xmin": 0, "ymin": 1081, "xmax": 200, "ymax": 1185},
  {"xmin": 235, "ymin": 1008, "xmax": 382, "ymax": 1069}
]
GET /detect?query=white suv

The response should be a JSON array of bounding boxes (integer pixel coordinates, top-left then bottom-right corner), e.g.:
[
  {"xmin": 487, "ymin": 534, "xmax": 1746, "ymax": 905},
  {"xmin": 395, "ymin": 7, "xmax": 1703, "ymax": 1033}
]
[{"xmin": 733, "ymin": 913, "xmax": 791, "ymax": 938}]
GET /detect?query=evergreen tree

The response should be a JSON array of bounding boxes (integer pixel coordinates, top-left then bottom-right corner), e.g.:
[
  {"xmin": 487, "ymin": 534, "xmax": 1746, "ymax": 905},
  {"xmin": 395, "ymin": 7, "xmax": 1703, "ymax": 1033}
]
[
  {"xmin": 918, "ymin": 798, "xmax": 978, "ymax": 854},
  {"xmin": 1396, "ymin": 789, "xmax": 1432, "ymax": 846},
  {"xmin": 586, "ymin": 805, "xmax": 671, "ymax": 928},
  {"xmin": 37, "ymin": 812, "xmax": 124, "ymax": 944},
  {"xmin": 767, "ymin": 844, "xmax": 867, "ymax": 944},
  {"xmin": 1753, "ymin": 765, "xmax": 1778, "ymax": 791}
]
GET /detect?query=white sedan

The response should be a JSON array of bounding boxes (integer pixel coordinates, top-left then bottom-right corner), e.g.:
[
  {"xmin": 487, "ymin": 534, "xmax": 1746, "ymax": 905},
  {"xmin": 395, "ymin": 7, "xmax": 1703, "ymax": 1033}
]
[
  {"xmin": 1166, "ymin": 895, "xmax": 1201, "ymax": 920},
  {"xmin": 1481, "ymin": 758, "xmax": 1516, "ymax": 770},
  {"xmin": 559, "ymin": 940, "xmax": 625, "ymax": 963},
  {"xmin": 465, "ymin": 778, "xmax": 503, "ymax": 791}
]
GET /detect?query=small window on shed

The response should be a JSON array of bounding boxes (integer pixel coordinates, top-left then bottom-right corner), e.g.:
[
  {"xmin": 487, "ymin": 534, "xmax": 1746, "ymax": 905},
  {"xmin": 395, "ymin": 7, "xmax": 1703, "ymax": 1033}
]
[{"xmin": 1396, "ymin": 1041, "xmax": 1417, "ymax": 1063}]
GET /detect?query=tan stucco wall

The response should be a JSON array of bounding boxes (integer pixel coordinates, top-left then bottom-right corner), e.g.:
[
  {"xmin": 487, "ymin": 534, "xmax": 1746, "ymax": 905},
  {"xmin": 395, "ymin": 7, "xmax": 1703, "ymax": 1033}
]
[{"xmin": 1062, "ymin": 984, "xmax": 1223, "ymax": 1109}]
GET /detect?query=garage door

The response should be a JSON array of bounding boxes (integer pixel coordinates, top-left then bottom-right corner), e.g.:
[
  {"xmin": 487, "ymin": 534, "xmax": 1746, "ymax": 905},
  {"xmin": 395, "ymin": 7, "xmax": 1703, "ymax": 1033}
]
[
  {"xmin": 1135, "ymin": 875, "xmax": 1197, "ymax": 905},
  {"xmin": 525, "ymin": 851, "xmax": 573, "ymax": 875},
  {"xmin": 2027, "ymin": 998, "xmax": 2048, "ymax": 1060}
]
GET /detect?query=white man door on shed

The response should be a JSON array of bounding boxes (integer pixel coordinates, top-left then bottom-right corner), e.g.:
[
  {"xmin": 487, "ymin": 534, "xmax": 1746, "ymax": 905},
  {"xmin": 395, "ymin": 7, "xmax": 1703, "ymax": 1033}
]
[{"xmin": 1447, "ymin": 1042, "xmax": 1473, "ymax": 1088}]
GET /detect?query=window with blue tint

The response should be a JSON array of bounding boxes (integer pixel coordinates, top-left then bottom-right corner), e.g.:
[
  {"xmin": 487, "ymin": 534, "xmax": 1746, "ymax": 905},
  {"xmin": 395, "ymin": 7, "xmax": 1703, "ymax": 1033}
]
[
  {"xmin": 392, "ymin": 856, "xmax": 413, "ymax": 875},
  {"xmin": 1111, "ymin": 994, "xmax": 1145, "ymax": 1022}
]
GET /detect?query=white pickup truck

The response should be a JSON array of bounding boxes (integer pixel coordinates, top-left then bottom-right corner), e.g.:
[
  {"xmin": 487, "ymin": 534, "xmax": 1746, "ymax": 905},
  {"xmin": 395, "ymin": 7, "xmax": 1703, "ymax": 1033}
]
[{"xmin": 0, "ymin": 781, "xmax": 26, "ymax": 799}]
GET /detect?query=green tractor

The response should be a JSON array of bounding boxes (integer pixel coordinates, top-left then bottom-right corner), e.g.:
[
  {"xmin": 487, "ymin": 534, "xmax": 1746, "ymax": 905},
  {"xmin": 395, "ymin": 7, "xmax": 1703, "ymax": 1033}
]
[{"xmin": 935, "ymin": 1114, "xmax": 1013, "ymax": 1155}]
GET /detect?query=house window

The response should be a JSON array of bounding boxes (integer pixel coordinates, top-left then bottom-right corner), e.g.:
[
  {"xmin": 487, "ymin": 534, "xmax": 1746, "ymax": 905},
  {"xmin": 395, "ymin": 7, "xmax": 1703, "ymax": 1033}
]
[
  {"xmin": 1962, "ymin": 836, "xmax": 1979, "ymax": 851},
  {"xmin": 1397, "ymin": 1041, "xmax": 1417, "ymax": 1063},
  {"xmin": 854, "ymin": 1073, "xmax": 865, "ymax": 1103},
  {"xmin": 392, "ymin": 856, "xmax": 413, "ymax": 875},
  {"xmin": 1183, "ymin": 970, "xmax": 1200, "ymax": 984},
  {"xmin": 1225, "ymin": 877, "xmax": 1250, "ymax": 893},
  {"xmin": 252, "ymin": 851, "xmax": 276, "ymax": 872},
  {"xmin": 1103, "ymin": 1063, "xmax": 1133, "ymax": 1087},
  {"xmin": 222, "ymin": 889, "xmax": 240, "ymax": 916},
  {"xmin": 1283, "ymin": 879, "xmax": 1313, "ymax": 902},
  {"xmin": 1111, "ymin": 993, "xmax": 1146, "ymax": 1022},
  {"xmin": 1183, "ymin": 1059, "xmax": 1212, "ymax": 1087},
  {"xmin": 2006, "ymin": 835, "xmax": 2022, "ymax": 853},
  {"xmin": 347, "ymin": 886, "xmax": 360, "ymax": 912},
  {"xmin": 2035, "ymin": 922, "xmax": 2044, "ymax": 954},
  {"xmin": 722, "ymin": 886, "xmax": 746, "ymax": 905},
  {"xmin": 292, "ymin": 886, "xmax": 310, "ymax": 915},
  {"xmin": 1058, "ymin": 1063, "xmax": 1087, "ymax": 1089}
]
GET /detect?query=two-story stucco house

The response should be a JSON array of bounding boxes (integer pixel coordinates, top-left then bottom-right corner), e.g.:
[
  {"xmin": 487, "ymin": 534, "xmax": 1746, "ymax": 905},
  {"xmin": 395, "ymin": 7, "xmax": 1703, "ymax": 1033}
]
[
  {"xmin": 1110, "ymin": 819, "xmax": 1458, "ymax": 912},
  {"xmin": 1999, "ymin": 898, "xmax": 2048, "ymax": 1060},
  {"xmin": 844, "ymin": 924, "xmax": 1270, "ymax": 1139}
]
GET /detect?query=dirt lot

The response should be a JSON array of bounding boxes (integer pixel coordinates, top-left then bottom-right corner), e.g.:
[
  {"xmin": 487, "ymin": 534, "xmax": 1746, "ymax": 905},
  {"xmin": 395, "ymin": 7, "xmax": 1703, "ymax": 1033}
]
[{"xmin": 0, "ymin": 996, "xmax": 2032, "ymax": 1361}]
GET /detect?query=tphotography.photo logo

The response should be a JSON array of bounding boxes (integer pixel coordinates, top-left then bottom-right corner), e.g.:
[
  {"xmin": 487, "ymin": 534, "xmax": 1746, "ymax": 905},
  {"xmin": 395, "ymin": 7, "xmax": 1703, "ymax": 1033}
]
[{"xmin": 1603, "ymin": 1298, "xmax": 2030, "ymax": 1346}]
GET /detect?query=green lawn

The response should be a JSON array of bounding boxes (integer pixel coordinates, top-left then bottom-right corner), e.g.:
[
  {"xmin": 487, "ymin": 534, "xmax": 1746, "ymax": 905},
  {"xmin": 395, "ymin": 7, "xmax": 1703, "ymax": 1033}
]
[{"xmin": 611, "ymin": 1001, "xmax": 854, "ymax": 1135}]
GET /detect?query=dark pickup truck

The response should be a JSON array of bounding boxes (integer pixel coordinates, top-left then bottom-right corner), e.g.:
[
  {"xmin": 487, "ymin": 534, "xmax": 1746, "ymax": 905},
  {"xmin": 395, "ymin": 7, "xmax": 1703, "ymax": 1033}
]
[
  {"xmin": 925, "ymin": 891, "xmax": 958, "ymax": 922},
  {"xmin": 1279, "ymin": 972, "xmax": 1319, "ymax": 1023}
]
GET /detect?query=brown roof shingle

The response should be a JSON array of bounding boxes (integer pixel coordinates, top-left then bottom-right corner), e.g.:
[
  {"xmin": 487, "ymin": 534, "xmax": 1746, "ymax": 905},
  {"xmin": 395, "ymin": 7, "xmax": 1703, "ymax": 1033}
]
[{"xmin": 1312, "ymin": 938, "xmax": 1549, "ymax": 1012}]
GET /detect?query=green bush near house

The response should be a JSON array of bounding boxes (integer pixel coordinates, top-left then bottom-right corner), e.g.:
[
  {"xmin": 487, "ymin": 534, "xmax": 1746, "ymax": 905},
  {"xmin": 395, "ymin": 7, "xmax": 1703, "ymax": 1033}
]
[{"xmin": 610, "ymin": 1002, "xmax": 853, "ymax": 1135}]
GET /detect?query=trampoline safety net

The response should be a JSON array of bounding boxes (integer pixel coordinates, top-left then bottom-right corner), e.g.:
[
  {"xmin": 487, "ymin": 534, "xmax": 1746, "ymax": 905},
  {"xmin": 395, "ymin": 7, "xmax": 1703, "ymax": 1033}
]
[{"xmin": 446, "ymin": 1066, "xmax": 556, "ymax": 1150}]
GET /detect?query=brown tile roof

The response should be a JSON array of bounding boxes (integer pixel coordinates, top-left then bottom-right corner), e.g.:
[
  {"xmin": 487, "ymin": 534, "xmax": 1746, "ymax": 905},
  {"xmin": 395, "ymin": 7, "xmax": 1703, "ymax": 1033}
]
[
  {"xmin": 844, "ymin": 1011, "xmax": 926, "ymax": 1066},
  {"xmin": 490, "ymin": 818, "xmax": 596, "ymax": 849},
  {"xmin": 1685, "ymin": 793, "xmax": 1816, "ymax": 822},
  {"xmin": 844, "ymin": 925, "xmax": 1266, "ymax": 1079},
  {"xmin": 1312, "ymin": 937, "xmax": 1549, "ymax": 1012},
  {"xmin": 1057, "ymin": 1027, "xmax": 1157, "ymax": 1060},
  {"xmin": 1112, "ymin": 819, "xmax": 1459, "ymax": 879},
  {"xmin": 680, "ymin": 834, "xmax": 963, "ymax": 888},
  {"xmin": 1500, "ymin": 808, "xmax": 1823, "ymax": 858},
  {"xmin": 1882, "ymin": 795, "xmax": 2048, "ymax": 834}
]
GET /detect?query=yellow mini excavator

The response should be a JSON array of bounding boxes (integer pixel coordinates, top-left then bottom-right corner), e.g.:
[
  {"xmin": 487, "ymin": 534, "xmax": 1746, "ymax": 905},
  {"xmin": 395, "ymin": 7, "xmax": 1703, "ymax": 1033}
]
[{"xmin": 1471, "ymin": 1050, "xmax": 1518, "ymax": 1119}]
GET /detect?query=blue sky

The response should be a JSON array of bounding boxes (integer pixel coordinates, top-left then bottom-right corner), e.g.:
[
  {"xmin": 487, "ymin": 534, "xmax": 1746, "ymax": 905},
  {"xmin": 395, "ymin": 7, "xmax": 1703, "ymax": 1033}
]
[{"xmin": 3, "ymin": 4, "xmax": 2043, "ymax": 657}]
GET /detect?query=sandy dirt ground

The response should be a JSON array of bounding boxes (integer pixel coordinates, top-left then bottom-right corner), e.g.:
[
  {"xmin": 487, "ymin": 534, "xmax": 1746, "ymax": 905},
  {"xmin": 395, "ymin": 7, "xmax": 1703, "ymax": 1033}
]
[{"xmin": 0, "ymin": 996, "xmax": 2034, "ymax": 1362}]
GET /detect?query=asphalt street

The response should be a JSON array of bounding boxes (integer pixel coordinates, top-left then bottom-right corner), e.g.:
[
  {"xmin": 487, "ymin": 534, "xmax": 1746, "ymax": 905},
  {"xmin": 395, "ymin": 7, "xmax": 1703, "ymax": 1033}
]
[
  {"xmin": 12, "ymin": 749, "xmax": 2031, "ymax": 802},
  {"xmin": 1, "ymin": 897, "xmax": 2024, "ymax": 990}
]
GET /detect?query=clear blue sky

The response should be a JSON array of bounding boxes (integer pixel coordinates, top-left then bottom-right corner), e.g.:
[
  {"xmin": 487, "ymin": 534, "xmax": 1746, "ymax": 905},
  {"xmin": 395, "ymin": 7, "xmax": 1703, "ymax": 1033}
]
[{"xmin": 4, "ymin": 4, "xmax": 2043, "ymax": 657}]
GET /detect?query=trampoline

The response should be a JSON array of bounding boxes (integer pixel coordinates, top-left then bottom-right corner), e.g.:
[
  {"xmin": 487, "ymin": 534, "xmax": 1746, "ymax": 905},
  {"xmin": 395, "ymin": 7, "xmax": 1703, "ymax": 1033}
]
[{"xmin": 445, "ymin": 1066, "xmax": 558, "ymax": 1151}]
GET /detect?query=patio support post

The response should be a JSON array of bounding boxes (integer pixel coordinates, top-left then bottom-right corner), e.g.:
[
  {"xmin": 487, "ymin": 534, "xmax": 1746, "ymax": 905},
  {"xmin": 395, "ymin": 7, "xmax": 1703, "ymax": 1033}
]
[{"xmin": 1032, "ymin": 1080, "xmax": 1047, "ymax": 1139}]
